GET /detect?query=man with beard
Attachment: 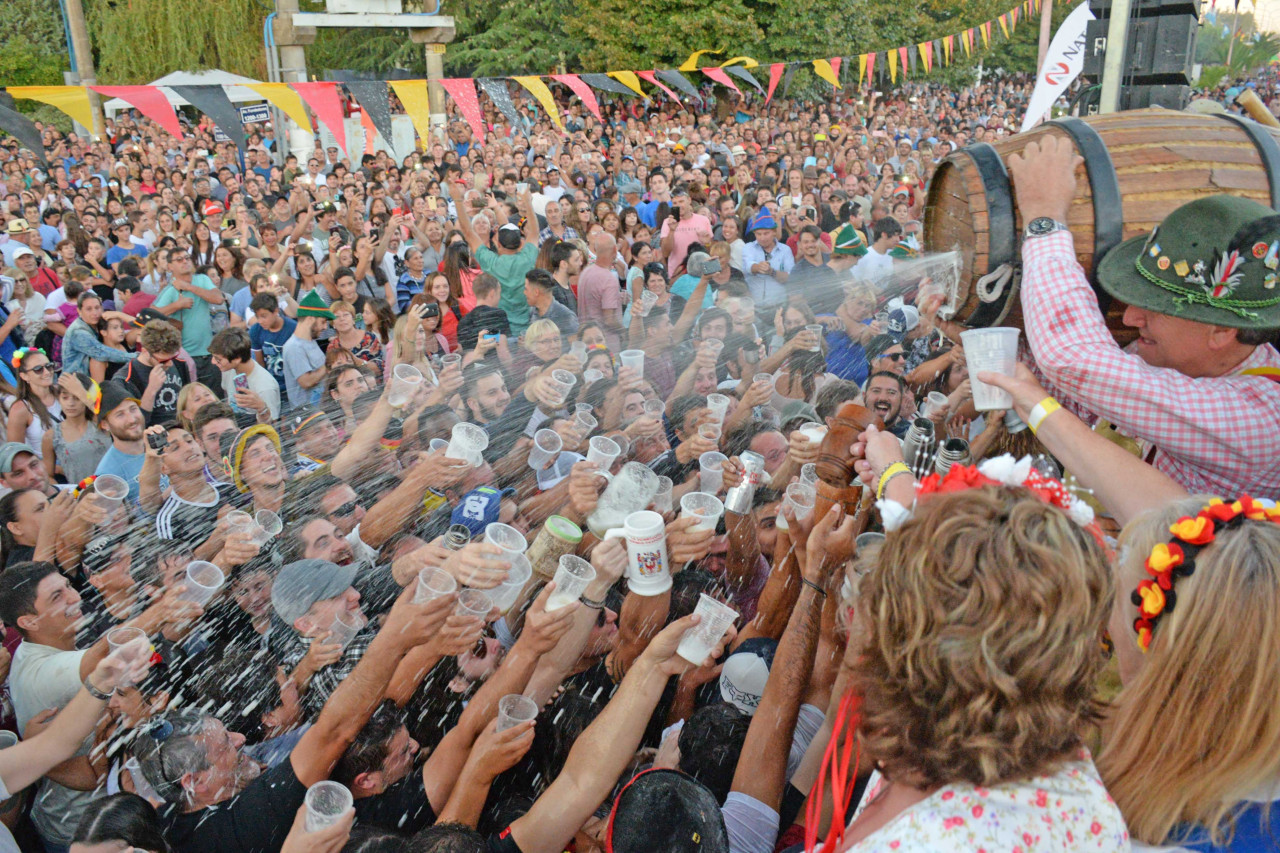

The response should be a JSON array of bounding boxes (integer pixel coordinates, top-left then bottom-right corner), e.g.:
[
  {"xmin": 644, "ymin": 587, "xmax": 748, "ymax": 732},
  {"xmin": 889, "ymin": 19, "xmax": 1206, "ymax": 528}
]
[
  {"xmin": 134, "ymin": 582, "xmax": 455, "ymax": 853},
  {"xmin": 93, "ymin": 381, "xmax": 150, "ymax": 506},
  {"xmin": 864, "ymin": 370, "xmax": 909, "ymax": 437}
]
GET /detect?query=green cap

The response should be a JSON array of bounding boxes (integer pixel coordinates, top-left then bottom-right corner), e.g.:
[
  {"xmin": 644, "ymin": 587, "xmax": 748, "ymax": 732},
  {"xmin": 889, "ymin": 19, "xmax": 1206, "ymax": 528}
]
[
  {"xmin": 1096, "ymin": 194, "xmax": 1280, "ymax": 329},
  {"xmin": 297, "ymin": 289, "xmax": 335, "ymax": 319},
  {"xmin": 546, "ymin": 515, "xmax": 583, "ymax": 542},
  {"xmin": 832, "ymin": 224, "xmax": 867, "ymax": 257}
]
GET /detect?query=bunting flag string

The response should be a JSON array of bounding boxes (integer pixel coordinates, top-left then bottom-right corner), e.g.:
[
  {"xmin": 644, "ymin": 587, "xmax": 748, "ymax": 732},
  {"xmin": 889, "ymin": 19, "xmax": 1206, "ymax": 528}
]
[{"xmin": 0, "ymin": 0, "xmax": 1036, "ymax": 150}]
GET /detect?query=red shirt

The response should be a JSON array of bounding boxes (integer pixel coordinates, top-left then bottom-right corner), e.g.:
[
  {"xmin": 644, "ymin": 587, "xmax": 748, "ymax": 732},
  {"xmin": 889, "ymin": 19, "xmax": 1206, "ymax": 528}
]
[{"xmin": 29, "ymin": 266, "xmax": 60, "ymax": 297}]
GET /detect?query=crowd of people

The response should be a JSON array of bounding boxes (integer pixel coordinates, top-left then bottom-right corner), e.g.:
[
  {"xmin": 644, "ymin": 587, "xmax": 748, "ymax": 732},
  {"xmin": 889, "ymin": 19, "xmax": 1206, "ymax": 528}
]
[{"xmin": 0, "ymin": 66, "xmax": 1273, "ymax": 853}]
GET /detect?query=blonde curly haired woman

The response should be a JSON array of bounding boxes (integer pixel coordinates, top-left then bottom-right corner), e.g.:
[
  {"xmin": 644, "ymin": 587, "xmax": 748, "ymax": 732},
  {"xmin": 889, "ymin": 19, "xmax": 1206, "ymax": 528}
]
[{"xmin": 832, "ymin": 486, "xmax": 1127, "ymax": 852}]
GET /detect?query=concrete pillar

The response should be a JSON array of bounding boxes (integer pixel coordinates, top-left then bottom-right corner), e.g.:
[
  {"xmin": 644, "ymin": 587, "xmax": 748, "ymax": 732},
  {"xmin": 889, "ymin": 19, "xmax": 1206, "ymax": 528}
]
[
  {"xmin": 410, "ymin": 26, "xmax": 456, "ymax": 138},
  {"xmin": 273, "ymin": 0, "xmax": 318, "ymax": 158}
]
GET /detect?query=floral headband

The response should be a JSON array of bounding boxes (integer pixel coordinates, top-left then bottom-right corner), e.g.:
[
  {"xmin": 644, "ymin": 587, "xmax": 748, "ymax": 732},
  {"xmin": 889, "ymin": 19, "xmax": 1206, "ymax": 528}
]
[
  {"xmin": 1132, "ymin": 496, "xmax": 1280, "ymax": 653},
  {"xmin": 914, "ymin": 454, "xmax": 1096, "ymax": 527},
  {"xmin": 10, "ymin": 347, "xmax": 44, "ymax": 369}
]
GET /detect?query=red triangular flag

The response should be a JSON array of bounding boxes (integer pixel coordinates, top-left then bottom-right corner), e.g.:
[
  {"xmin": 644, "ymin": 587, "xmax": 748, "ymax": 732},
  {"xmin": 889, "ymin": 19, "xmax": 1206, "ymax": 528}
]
[
  {"xmin": 700, "ymin": 67, "xmax": 742, "ymax": 96},
  {"xmin": 636, "ymin": 70, "xmax": 681, "ymax": 103},
  {"xmin": 90, "ymin": 86, "xmax": 184, "ymax": 139},
  {"xmin": 291, "ymin": 82, "xmax": 347, "ymax": 155},
  {"xmin": 830, "ymin": 57, "xmax": 843, "ymax": 81},
  {"xmin": 550, "ymin": 74, "xmax": 602, "ymax": 122},
  {"xmin": 866, "ymin": 52, "xmax": 876, "ymax": 84},
  {"xmin": 439, "ymin": 78, "xmax": 487, "ymax": 145},
  {"xmin": 898, "ymin": 46, "xmax": 909, "ymax": 77},
  {"xmin": 766, "ymin": 63, "xmax": 785, "ymax": 104}
]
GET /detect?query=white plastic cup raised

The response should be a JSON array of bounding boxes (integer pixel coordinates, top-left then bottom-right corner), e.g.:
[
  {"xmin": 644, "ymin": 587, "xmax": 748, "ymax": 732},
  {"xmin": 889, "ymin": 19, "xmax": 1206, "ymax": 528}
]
[
  {"xmin": 388, "ymin": 363, "xmax": 424, "ymax": 408},
  {"xmin": 528, "ymin": 429, "xmax": 563, "ymax": 471},
  {"xmin": 638, "ymin": 289, "xmax": 660, "ymax": 317},
  {"xmin": 547, "ymin": 369, "xmax": 577, "ymax": 406},
  {"xmin": 547, "ymin": 554, "xmax": 596, "ymax": 611},
  {"xmin": 496, "ymin": 694, "xmax": 539, "ymax": 732},
  {"xmin": 604, "ymin": 510, "xmax": 671, "ymax": 596},
  {"xmin": 698, "ymin": 452, "xmax": 728, "ymax": 495},
  {"xmin": 960, "ymin": 327, "xmax": 1021, "ymax": 411},
  {"xmin": 705, "ymin": 394, "xmax": 731, "ymax": 424},
  {"xmin": 698, "ymin": 423, "xmax": 722, "ymax": 443},
  {"xmin": 327, "ymin": 609, "xmax": 365, "ymax": 650},
  {"xmin": 94, "ymin": 474, "xmax": 128, "ymax": 507},
  {"xmin": 586, "ymin": 435, "xmax": 622, "ymax": 469},
  {"xmin": 304, "ymin": 781, "xmax": 353, "ymax": 832},
  {"xmin": 488, "ymin": 553, "xmax": 533, "ymax": 612},
  {"xmin": 921, "ymin": 391, "xmax": 949, "ymax": 419},
  {"xmin": 414, "ymin": 566, "xmax": 457, "ymax": 604},
  {"xmin": 800, "ymin": 463, "xmax": 818, "ymax": 488},
  {"xmin": 251, "ymin": 510, "xmax": 283, "ymax": 547},
  {"xmin": 106, "ymin": 626, "xmax": 149, "ymax": 688},
  {"xmin": 446, "ymin": 422, "xmax": 489, "ymax": 466},
  {"xmin": 484, "ymin": 522, "xmax": 527, "ymax": 562},
  {"xmin": 574, "ymin": 410, "xmax": 598, "ymax": 435},
  {"xmin": 0, "ymin": 731, "xmax": 17, "ymax": 750},
  {"xmin": 805, "ymin": 324, "xmax": 824, "ymax": 351},
  {"xmin": 455, "ymin": 588, "xmax": 492, "ymax": 620},
  {"xmin": 784, "ymin": 482, "xmax": 817, "ymax": 521},
  {"xmin": 652, "ymin": 476, "xmax": 674, "ymax": 514},
  {"xmin": 680, "ymin": 492, "xmax": 725, "ymax": 533},
  {"xmin": 619, "ymin": 349, "xmax": 645, "ymax": 377},
  {"xmin": 180, "ymin": 561, "xmax": 224, "ymax": 606},
  {"xmin": 799, "ymin": 423, "xmax": 827, "ymax": 446},
  {"xmin": 643, "ymin": 398, "xmax": 665, "ymax": 419},
  {"xmin": 676, "ymin": 593, "xmax": 739, "ymax": 663},
  {"xmin": 429, "ymin": 438, "xmax": 449, "ymax": 453}
]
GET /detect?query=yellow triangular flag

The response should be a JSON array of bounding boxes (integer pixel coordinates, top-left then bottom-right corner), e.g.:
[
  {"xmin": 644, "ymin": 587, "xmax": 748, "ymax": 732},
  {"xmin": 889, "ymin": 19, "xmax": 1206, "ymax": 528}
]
[
  {"xmin": 888, "ymin": 49, "xmax": 898, "ymax": 83},
  {"xmin": 390, "ymin": 80, "xmax": 433, "ymax": 143},
  {"xmin": 812, "ymin": 59, "xmax": 841, "ymax": 89},
  {"xmin": 998, "ymin": 14, "xmax": 1009, "ymax": 38},
  {"xmin": 7, "ymin": 86, "xmax": 95, "ymax": 132},
  {"xmin": 608, "ymin": 71, "xmax": 647, "ymax": 98},
  {"xmin": 858, "ymin": 54, "xmax": 868, "ymax": 86},
  {"xmin": 513, "ymin": 76, "xmax": 562, "ymax": 130},
  {"xmin": 246, "ymin": 83, "xmax": 312, "ymax": 132},
  {"xmin": 679, "ymin": 49, "xmax": 723, "ymax": 71},
  {"xmin": 719, "ymin": 56, "xmax": 759, "ymax": 68}
]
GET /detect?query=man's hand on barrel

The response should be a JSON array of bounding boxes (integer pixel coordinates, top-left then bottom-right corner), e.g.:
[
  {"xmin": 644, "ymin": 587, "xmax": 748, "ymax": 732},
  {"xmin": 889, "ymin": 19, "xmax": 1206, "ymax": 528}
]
[{"xmin": 1007, "ymin": 135, "xmax": 1083, "ymax": 226}]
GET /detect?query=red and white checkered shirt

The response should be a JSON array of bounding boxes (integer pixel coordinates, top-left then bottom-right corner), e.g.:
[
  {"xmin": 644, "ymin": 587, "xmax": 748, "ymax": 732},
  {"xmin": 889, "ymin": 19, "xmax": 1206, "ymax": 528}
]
[{"xmin": 1021, "ymin": 232, "xmax": 1280, "ymax": 497}]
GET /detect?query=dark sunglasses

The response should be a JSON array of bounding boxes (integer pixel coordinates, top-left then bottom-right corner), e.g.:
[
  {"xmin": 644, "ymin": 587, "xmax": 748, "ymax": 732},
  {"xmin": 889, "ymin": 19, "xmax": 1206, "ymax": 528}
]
[
  {"xmin": 23, "ymin": 363, "xmax": 56, "ymax": 376},
  {"xmin": 328, "ymin": 500, "xmax": 361, "ymax": 517},
  {"xmin": 879, "ymin": 352, "xmax": 906, "ymax": 362}
]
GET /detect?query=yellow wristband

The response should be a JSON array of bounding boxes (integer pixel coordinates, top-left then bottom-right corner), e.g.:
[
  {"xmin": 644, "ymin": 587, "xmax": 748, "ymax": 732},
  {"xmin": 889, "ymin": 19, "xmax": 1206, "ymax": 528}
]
[
  {"xmin": 877, "ymin": 462, "xmax": 912, "ymax": 501},
  {"xmin": 1028, "ymin": 397, "xmax": 1062, "ymax": 435}
]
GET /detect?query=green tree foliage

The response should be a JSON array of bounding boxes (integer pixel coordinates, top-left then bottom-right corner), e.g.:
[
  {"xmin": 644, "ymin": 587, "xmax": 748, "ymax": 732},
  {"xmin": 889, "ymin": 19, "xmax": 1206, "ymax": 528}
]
[
  {"xmin": 0, "ymin": 0, "xmax": 72, "ymax": 124},
  {"xmin": 569, "ymin": 0, "xmax": 763, "ymax": 70},
  {"xmin": 447, "ymin": 0, "xmax": 589, "ymax": 76},
  {"xmin": 84, "ymin": 0, "xmax": 267, "ymax": 83}
]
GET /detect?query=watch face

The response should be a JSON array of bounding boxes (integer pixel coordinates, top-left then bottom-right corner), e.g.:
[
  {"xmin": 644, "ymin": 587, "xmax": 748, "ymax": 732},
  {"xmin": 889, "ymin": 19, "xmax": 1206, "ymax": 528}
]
[{"xmin": 1028, "ymin": 217, "xmax": 1058, "ymax": 236}]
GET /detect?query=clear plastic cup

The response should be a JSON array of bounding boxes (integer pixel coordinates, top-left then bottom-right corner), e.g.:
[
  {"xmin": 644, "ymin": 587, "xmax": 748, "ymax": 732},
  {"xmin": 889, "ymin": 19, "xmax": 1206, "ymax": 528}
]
[
  {"xmin": 304, "ymin": 781, "xmax": 353, "ymax": 832},
  {"xmin": 547, "ymin": 554, "xmax": 596, "ymax": 610},
  {"xmin": 856, "ymin": 532, "xmax": 886, "ymax": 552},
  {"xmin": 784, "ymin": 482, "xmax": 817, "ymax": 521},
  {"xmin": 569, "ymin": 341, "xmax": 588, "ymax": 364},
  {"xmin": 94, "ymin": 474, "xmax": 128, "ymax": 507},
  {"xmin": 488, "ymin": 553, "xmax": 532, "ymax": 612},
  {"xmin": 327, "ymin": 609, "xmax": 365, "ymax": 650},
  {"xmin": 643, "ymin": 399, "xmax": 665, "ymax": 418},
  {"xmin": 414, "ymin": 566, "xmax": 457, "ymax": 604},
  {"xmin": 0, "ymin": 731, "xmax": 17, "ymax": 750},
  {"xmin": 705, "ymin": 394, "xmax": 731, "ymax": 424},
  {"xmin": 584, "ymin": 368, "xmax": 604, "ymax": 385},
  {"xmin": 680, "ymin": 491, "xmax": 725, "ymax": 533},
  {"xmin": 484, "ymin": 522, "xmax": 527, "ymax": 561},
  {"xmin": 799, "ymin": 423, "xmax": 827, "ymax": 446},
  {"xmin": 619, "ymin": 349, "xmax": 645, "ymax": 377},
  {"xmin": 652, "ymin": 476, "xmax": 674, "ymax": 514},
  {"xmin": 638, "ymin": 289, "xmax": 660, "ymax": 317},
  {"xmin": 548, "ymin": 369, "xmax": 578, "ymax": 406},
  {"xmin": 800, "ymin": 463, "xmax": 818, "ymax": 488},
  {"xmin": 528, "ymin": 429, "xmax": 563, "ymax": 470},
  {"xmin": 441, "ymin": 353, "xmax": 462, "ymax": 370},
  {"xmin": 575, "ymin": 403, "xmax": 594, "ymax": 416},
  {"xmin": 703, "ymin": 338, "xmax": 725, "ymax": 359},
  {"xmin": 586, "ymin": 435, "xmax": 622, "ymax": 469},
  {"xmin": 224, "ymin": 510, "xmax": 254, "ymax": 536},
  {"xmin": 753, "ymin": 372, "xmax": 774, "ymax": 389},
  {"xmin": 574, "ymin": 410, "xmax": 598, "ymax": 435},
  {"xmin": 180, "ymin": 561, "xmax": 224, "ymax": 605},
  {"xmin": 676, "ymin": 593, "xmax": 739, "ymax": 663},
  {"xmin": 106, "ymin": 626, "xmax": 149, "ymax": 688},
  {"xmin": 429, "ymin": 438, "xmax": 449, "ymax": 453},
  {"xmin": 496, "ymin": 694, "xmax": 539, "ymax": 732},
  {"xmin": 699, "ymin": 451, "xmax": 727, "ymax": 495},
  {"xmin": 446, "ymin": 422, "xmax": 489, "ymax": 466},
  {"xmin": 960, "ymin": 327, "xmax": 1021, "ymax": 411},
  {"xmin": 251, "ymin": 510, "xmax": 282, "ymax": 547},
  {"xmin": 455, "ymin": 588, "xmax": 493, "ymax": 620},
  {"xmin": 805, "ymin": 324, "xmax": 824, "ymax": 351},
  {"xmin": 698, "ymin": 423, "xmax": 722, "ymax": 443},
  {"xmin": 388, "ymin": 363, "xmax": 424, "ymax": 408},
  {"xmin": 921, "ymin": 391, "xmax": 949, "ymax": 419}
]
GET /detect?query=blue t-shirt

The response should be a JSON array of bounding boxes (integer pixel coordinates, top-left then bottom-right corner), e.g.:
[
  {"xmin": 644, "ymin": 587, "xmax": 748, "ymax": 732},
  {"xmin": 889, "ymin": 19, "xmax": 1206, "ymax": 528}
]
[
  {"xmin": 95, "ymin": 446, "xmax": 145, "ymax": 506},
  {"xmin": 249, "ymin": 317, "xmax": 297, "ymax": 393},
  {"xmin": 230, "ymin": 287, "xmax": 256, "ymax": 323},
  {"xmin": 106, "ymin": 243, "xmax": 148, "ymax": 267},
  {"xmin": 824, "ymin": 331, "xmax": 870, "ymax": 387}
]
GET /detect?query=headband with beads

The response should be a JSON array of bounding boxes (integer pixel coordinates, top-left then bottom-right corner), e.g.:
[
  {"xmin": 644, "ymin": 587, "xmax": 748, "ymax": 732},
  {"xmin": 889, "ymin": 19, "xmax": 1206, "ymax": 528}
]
[
  {"xmin": 1132, "ymin": 496, "xmax": 1280, "ymax": 652},
  {"xmin": 10, "ymin": 347, "xmax": 44, "ymax": 370}
]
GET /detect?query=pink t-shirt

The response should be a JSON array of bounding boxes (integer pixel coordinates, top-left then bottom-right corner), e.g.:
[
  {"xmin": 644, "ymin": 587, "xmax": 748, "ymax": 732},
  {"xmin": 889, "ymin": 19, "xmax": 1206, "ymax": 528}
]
[
  {"xmin": 577, "ymin": 263, "xmax": 621, "ymax": 326},
  {"xmin": 661, "ymin": 212, "xmax": 713, "ymax": 272}
]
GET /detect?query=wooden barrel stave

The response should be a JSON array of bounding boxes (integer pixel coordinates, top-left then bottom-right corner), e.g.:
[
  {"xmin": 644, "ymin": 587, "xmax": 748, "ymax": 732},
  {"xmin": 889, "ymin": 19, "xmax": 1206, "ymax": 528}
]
[{"xmin": 923, "ymin": 108, "xmax": 1280, "ymax": 344}]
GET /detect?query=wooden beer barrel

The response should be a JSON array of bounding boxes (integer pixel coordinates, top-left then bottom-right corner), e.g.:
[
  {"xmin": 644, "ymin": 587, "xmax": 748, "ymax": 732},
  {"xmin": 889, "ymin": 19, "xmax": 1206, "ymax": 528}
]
[{"xmin": 923, "ymin": 108, "xmax": 1280, "ymax": 342}]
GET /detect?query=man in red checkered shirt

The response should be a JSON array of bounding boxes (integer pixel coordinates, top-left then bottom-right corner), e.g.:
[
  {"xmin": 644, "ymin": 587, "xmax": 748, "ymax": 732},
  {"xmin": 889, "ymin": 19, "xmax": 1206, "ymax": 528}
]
[{"xmin": 1008, "ymin": 136, "xmax": 1280, "ymax": 497}]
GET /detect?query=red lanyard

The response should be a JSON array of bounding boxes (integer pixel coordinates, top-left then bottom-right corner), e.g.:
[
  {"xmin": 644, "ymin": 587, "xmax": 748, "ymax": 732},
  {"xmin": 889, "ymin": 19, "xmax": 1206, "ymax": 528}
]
[{"xmin": 805, "ymin": 690, "xmax": 862, "ymax": 853}]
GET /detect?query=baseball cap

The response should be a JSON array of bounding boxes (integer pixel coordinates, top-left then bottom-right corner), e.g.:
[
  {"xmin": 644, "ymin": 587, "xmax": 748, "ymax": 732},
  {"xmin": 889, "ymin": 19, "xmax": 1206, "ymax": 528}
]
[
  {"xmin": 778, "ymin": 401, "xmax": 819, "ymax": 429},
  {"xmin": 5, "ymin": 219, "xmax": 29, "ymax": 235},
  {"xmin": 618, "ymin": 178, "xmax": 643, "ymax": 196},
  {"xmin": 200, "ymin": 200, "xmax": 224, "ymax": 218},
  {"xmin": 450, "ymin": 486, "xmax": 517, "ymax": 536},
  {"xmin": 0, "ymin": 442, "xmax": 36, "ymax": 474},
  {"xmin": 97, "ymin": 381, "xmax": 140, "ymax": 424},
  {"xmin": 606, "ymin": 769, "xmax": 729, "ymax": 853},
  {"xmin": 289, "ymin": 408, "xmax": 331, "ymax": 436},
  {"xmin": 885, "ymin": 306, "xmax": 919, "ymax": 342},
  {"xmin": 83, "ymin": 533, "xmax": 128, "ymax": 575},
  {"xmin": 718, "ymin": 638, "xmax": 777, "ymax": 715},
  {"xmin": 271, "ymin": 559, "xmax": 358, "ymax": 626},
  {"xmin": 112, "ymin": 217, "xmax": 131, "ymax": 230},
  {"xmin": 10, "ymin": 246, "xmax": 33, "ymax": 260}
]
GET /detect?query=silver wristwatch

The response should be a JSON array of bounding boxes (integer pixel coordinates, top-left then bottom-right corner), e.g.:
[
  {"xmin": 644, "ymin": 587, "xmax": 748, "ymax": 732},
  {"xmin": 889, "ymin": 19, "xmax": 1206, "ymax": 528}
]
[{"xmin": 1023, "ymin": 217, "xmax": 1070, "ymax": 240}]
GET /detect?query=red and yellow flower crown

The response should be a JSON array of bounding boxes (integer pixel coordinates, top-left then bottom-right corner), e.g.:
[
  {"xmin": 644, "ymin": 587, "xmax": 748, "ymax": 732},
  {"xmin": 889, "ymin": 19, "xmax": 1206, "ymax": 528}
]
[{"xmin": 1132, "ymin": 496, "xmax": 1280, "ymax": 652}]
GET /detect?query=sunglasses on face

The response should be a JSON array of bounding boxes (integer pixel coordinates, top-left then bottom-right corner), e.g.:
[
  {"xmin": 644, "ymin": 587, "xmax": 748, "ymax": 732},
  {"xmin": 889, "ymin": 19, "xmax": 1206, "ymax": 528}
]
[
  {"xmin": 880, "ymin": 352, "xmax": 906, "ymax": 362},
  {"xmin": 23, "ymin": 363, "xmax": 56, "ymax": 376}
]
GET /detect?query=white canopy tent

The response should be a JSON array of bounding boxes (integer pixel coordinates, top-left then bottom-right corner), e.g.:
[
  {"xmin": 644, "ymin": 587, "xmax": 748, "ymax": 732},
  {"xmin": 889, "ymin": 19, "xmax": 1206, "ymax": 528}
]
[{"xmin": 101, "ymin": 70, "xmax": 265, "ymax": 116}]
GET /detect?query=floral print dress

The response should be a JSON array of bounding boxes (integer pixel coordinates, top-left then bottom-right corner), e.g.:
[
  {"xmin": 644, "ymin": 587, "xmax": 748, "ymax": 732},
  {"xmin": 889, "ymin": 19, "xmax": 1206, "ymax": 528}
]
[{"xmin": 844, "ymin": 748, "xmax": 1130, "ymax": 852}]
